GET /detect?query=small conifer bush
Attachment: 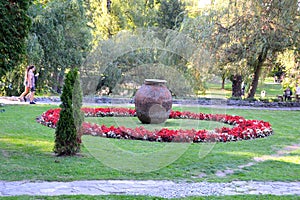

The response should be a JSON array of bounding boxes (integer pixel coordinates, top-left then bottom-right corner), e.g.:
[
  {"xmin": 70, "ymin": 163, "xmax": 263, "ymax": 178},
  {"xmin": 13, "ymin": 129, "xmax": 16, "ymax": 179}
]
[
  {"xmin": 72, "ymin": 68, "xmax": 84, "ymax": 143},
  {"xmin": 54, "ymin": 68, "xmax": 83, "ymax": 156}
]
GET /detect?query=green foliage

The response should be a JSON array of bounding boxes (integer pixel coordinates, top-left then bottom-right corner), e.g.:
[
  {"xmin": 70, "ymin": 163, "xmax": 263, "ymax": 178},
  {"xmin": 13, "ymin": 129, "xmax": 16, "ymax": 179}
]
[
  {"xmin": 54, "ymin": 68, "xmax": 82, "ymax": 156},
  {"xmin": 86, "ymin": 0, "xmax": 185, "ymax": 41},
  {"xmin": 0, "ymin": 0, "xmax": 32, "ymax": 95},
  {"xmin": 72, "ymin": 68, "xmax": 84, "ymax": 138},
  {"xmin": 85, "ymin": 0, "xmax": 161, "ymax": 42},
  {"xmin": 181, "ymin": 0, "xmax": 299, "ymax": 98},
  {"xmin": 82, "ymin": 28, "xmax": 206, "ymax": 96},
  {"xmin": 157, "ymin": 0, "xmax": 186, "ymax": 30},
  {"xmin": 85, "ymin": 0, "xmax": 120, "ymax": 40},
  {"xmin": 2, "ymin": 0, "xmax": 299, "ymax": 98},
  {"xmin": 276, "ymin": 50, "xmax": 299, "ymax": 90},
  {"xmin": 111, "ymin": 0, "xmax": 160, "ymax": 30},
  {"xmin": 0, "ymin": 65, "xmax": 24, "ymax": 96},
  {"xmin": 0, "ymin": 0, "xmax": 31, "ymax": 77},
  {"xmin": 28, "ymin": 0, "xmax": 92, "ymax": 92},
  {"xmin": 243, "ymin": 97, "xmax": 258, "ymax": 102},
  {"xmin": 96, "ymin": 63, "xmax": 122, "ymax": 95}
]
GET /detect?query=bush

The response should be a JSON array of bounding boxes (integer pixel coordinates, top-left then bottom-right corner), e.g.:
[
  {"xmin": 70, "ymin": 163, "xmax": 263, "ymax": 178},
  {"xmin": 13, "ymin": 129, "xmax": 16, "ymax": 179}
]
[
  {"xmin": 72, "ymin": 68, "xmax": 84, "ymax": 143},
  {"xmin": 54, "ymin": 68, "xmax": 83, "ymax": 156},
  {"xmin": 244, "ymin": 97, "xmax": 258, "ymax": 102},
  {"xmin": 228, "ymin": 96, "xmax": 242, "ymax": 100}
]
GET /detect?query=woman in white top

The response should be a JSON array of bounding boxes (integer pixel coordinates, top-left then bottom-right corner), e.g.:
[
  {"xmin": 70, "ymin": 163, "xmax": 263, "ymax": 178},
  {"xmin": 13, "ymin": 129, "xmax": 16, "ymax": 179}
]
[
  {"xmin": 18, "ymin": 65, "xmax": 31, "ymax": 102},
  {"xmin": 27, "ymin": 65, "xmax": 37, "ymax": 104}
]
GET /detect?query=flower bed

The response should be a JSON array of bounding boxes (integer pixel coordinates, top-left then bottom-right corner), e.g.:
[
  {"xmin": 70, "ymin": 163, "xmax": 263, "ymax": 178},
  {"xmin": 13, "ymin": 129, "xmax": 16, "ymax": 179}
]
[{"xmin": 37, "ymin": 107, "xmax": 273, "ymax": 143}]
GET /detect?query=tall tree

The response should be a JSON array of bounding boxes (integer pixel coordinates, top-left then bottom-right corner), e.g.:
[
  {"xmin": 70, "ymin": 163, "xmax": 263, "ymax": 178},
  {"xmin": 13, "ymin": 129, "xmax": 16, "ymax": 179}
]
[
  {"xmin": 276, "ymin": 49, "xmax": 300, "ymax": 89},
  {"xmin": 181, "ymin": 0, "xmax": 299, "ymax": 98},
  {"xmin": 29, "ymin": 0, "xmax": 92, "ymax": 92},
  {"xmin": 84, "ymin": 0, "xmax": 120, "ymax": 40},
  {"xmin": 216, "ymin": 0, "xmax": 299, "ymax": 98},
  {"xmin": 0, "ymin": 0, "xmax": 31, "ymax": 95},
  {"xmin": 0, "ymin": 0, "xmax": 31, "ymax": 77},
  {"xmin": 111, "ymin": 0, "xmax": 160, "ymax": 30},
  {"xmin": 157, "ymin": 0, "xmax": 186, "ymax": 29}
]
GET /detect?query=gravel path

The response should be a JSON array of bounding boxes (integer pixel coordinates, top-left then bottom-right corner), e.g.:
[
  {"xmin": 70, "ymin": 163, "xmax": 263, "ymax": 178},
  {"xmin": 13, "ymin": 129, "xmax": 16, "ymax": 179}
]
[
  {"xmin": 1, "ymin": 180, "xmax": 300, "ymax": 198},
  {"xmin": 1, "ymin": 96, "xmax": 300, "ymax": 110}
]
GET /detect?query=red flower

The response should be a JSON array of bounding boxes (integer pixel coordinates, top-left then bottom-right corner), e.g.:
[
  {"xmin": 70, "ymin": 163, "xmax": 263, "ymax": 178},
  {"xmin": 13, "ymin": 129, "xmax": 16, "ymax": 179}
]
[{"xmin": 37, "ymin": 107, "xmax": 273, "ymax": 143}]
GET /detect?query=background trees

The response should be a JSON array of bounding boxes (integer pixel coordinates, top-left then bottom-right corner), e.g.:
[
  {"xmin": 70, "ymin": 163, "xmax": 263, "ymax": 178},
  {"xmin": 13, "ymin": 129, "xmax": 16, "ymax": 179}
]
[
  {"xmin": 157, "ymin": 0, "xmax": 186, "ymax": 29},
  {"xmin": 181, "ymin": 0, "xmax": 300, "ymax": 98},
  {"xmin": 0, "ymin": 0, "xmax": 31, "ymax": 77},
  {"xmin": 0, "ymin": 0, "xmax": 31, "ymax": 95},
  {"xmin": 0, "ymin": 0, "xmax": 299, "ymax": 98},
  {"xmin": 238, "ymin": 0, "xmax": 299, "ymax": 98},
  {"xmin": 29, "ymin": 0, "xmax": 91, "ymax": 93}
]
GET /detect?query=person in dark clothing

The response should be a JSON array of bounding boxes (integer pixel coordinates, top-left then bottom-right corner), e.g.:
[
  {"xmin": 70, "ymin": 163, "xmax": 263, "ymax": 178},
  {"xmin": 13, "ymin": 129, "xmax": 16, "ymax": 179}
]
[{"xmin": 284, "ymin": 87, "xmax": 292, "ymax": 101}]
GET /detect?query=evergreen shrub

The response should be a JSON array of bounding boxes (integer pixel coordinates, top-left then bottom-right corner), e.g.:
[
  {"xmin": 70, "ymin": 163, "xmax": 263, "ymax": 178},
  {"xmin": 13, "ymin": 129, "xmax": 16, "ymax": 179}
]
[{"xmin": 54, "ymin": 68, "xmax": 83, "ymax": 156}]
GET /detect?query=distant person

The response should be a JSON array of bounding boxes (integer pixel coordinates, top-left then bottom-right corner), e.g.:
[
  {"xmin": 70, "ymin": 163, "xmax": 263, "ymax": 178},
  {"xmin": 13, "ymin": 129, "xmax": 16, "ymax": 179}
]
[
  {"xmin": 27, "ymin": 65, "xmax": 38, "ymax": 104},
  {"xmin": 18, "ymin": 66, "xmax": 31, "ymax": 102},
  {"xmin": 295, "ymin": 84, "xmax": 300, "ymax": 102},
  {"xmin": 284, "ymin": 87, "xmax": 292, "ymax": 101},
  {"xmin": 241, "ymin": 83, "xmax": 246, "ymax": 96},
  {"xmin": 280, "ymin": 75, "xmax": 284, "ymax": 83}
]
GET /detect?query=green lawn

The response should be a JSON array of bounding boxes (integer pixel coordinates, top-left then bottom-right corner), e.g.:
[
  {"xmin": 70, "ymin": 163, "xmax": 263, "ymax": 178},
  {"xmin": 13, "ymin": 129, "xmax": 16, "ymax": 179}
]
[
  {"xmin": 200, "ymin": 77, "xmax": 284, "ymax": 99},
  {"xmin": 255, "ymin": 79, "xmax": 283, "ymax": 98},
  {"xmin": 0, "ymin": 104, "xmax": 299, "ymax": 199}
]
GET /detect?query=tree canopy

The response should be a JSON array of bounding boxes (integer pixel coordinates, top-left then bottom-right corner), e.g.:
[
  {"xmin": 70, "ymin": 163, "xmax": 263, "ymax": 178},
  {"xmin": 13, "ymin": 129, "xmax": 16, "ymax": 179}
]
[
  {"xmin": 29, "ymin": 0, "xmax": 91, "ymax": 93},
  {"xmin": 0, "ymin": 0, "xmax": 31, "ymax": 80},
  {"xmin": 1, "ymin": 0, "xmax": 299, "ymax": 98},
  {"xmin": 181, "ymin": 0, "xmax": 300, "ymax": 98}
]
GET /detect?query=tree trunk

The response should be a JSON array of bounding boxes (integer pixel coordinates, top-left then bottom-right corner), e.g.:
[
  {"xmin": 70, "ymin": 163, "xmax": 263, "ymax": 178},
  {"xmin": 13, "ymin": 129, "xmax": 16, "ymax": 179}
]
[
  {"xmin": 231, "ymin": 74, "xmax": 243, "ymax": 98},
  {"xmin": 51, "ymin": 69, "xmax": 64, "ymax": 93},
  {"xmin": 247, "ymin": 45, "xmax": 269, "ymax": 99},
  {"xmin": 221, "ymin": 74, "xmax": 225, "ymax": 89}
]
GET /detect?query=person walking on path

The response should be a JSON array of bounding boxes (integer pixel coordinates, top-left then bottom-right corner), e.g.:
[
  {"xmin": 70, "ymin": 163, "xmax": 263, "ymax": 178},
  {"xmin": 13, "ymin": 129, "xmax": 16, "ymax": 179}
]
[
  {"xmin": 18, "ymin": 66, "xmax": 31, "ymax": 102},
  {"xmin": 18, "ymin": 65, "xmax": 37, "ymax": 104},
  {"xmin": 27, "ymin": 65, "xmax": 37, "ymax": 104}
]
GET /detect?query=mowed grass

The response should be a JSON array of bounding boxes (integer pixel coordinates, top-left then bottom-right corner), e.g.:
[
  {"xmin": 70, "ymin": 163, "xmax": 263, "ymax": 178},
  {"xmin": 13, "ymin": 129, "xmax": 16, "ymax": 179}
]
[
  {"xmin": 255, "ymin": 78, "xmax": 284, "ymax": 98},
  {"xmin": 0, "ymin": 104, "xmax": 299, "ymax": 183},
  {"xmin": 201, "ymin": 77, "xmax": 284, "ymax": 99}
]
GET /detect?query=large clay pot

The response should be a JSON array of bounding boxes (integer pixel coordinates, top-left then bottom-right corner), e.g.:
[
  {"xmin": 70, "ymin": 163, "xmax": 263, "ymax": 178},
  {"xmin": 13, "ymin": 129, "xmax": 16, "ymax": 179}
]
[{"xmin": 134, "ymin": 79, "xmax": 172, "ymax": 124}]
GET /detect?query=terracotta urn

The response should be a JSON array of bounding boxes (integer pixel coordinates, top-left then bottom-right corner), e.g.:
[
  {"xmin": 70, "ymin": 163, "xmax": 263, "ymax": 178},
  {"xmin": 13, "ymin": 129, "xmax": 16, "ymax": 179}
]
[{"xmin": 134, "ymin": 79, "xmax": 172, "ymax": 124}]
